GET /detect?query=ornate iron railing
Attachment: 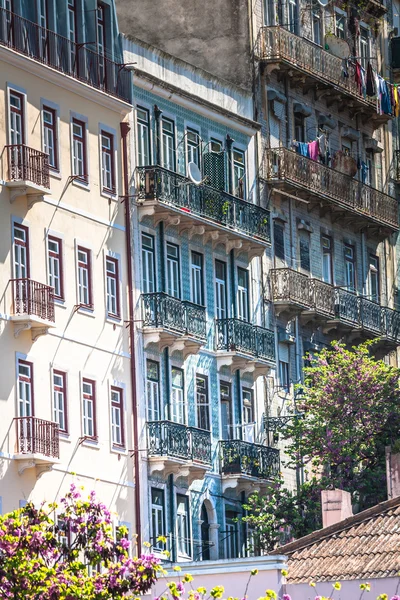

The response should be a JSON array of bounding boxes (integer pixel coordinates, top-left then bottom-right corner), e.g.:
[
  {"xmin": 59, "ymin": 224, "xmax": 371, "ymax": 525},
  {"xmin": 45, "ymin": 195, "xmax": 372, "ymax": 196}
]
[
  {"xmin": 215, "ymin": 318, "xmax": 275, "ymax": 362},
  {"xmin": 394, "ymin": 150, "xmax": 400, "ymax": 182},
  {"xmin": 14, "ymin": 417, "xmax": 59, "ymax": 458},
  {"xmin": 11, "ymin": 278, "xmax": 55, "ymax": 322},
  {"xmin": 257, "ymin": 27, "xmax": 376, "ymax": 108},
  {"xmin": 6, "ymin": 144, "xmax": 50, "ymax": 188},
  {"xmin": 270, "ymin": 268, "xmax": 311, "ymax": 308},
  {"xmin": 263, "ymin": 148, "xmax": 398, "ymax": 229},
  {"xmin": 141, "ymin": 292, "xmax": 206, "ymax": 341},
  {"xmin": 0, "ymin": 7, "xmax": 131, "ymax": 102},
  {"xmin": 136, "ymin": 166, "xmax": 271, "ymax": 243},
  {"xmin": 147, "ymin": 421, "xmax": 212, "ymax": 465},
  {"xmin": 219, "ymin": 440, "xmax": 280, "ymax": 479}
]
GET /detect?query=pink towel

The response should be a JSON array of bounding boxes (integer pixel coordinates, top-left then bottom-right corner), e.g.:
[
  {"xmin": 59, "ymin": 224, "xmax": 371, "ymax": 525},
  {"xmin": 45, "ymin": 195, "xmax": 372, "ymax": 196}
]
[{"xmin": 308, "ymin": 140, "xmax": 319, "ymax": 161}]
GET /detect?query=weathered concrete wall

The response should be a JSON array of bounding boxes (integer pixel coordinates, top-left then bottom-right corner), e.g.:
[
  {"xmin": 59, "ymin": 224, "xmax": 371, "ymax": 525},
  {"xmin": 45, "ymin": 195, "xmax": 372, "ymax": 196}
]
[{"xmin": 116, "ymin": 0, "xmax": 252, "ymax": 90}]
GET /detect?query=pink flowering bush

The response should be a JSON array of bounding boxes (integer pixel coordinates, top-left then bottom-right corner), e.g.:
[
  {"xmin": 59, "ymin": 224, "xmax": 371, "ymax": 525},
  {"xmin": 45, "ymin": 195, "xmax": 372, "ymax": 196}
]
[{"xmin": 0, "ymin": 484, "xmax": 160, "ymax": 599}]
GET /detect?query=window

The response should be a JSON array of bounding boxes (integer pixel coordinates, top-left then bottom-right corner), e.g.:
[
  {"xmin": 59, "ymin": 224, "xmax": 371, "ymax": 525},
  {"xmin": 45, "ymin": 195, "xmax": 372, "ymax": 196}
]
[
  {"xmin": 196, "ymin": 375, "xmax": 210, "ymax": 431},
  {"xmin": 225, "ymin": 509, "xmax": 239, "ymax": 559},
  {"xmin": 233, "ymin": 148, "xmax": 246, "ymax": 199},
  {"xmin": 299, "ymin": 231, "xmax": 310, "ymax": 272},
  {"xmin": 279, "ymin": 360, "xmax": 290, "ymax": 391},
  {"xmin": 365, "ymin": 150, "xmax": 374, "ymax": 187},
  {"xmin": 171, "ymin": 367, "xmax": 185, "ymax": 424},
  {"xmin": 360, "ymin": 27, "xmax": 369, "ymax": 70},
  {"xmin": 368, "ymin": 255, "xmax": 380, "ymax": 302},
  {"xmin": 344, "ymin": 244, "xmax": 356, "ymax": 291},
  {"xmin": 18, "ymin": 360, "xmax": 34, "ymax": 417},
  {"xmin": 53, "ymin": 370, "xmax": 67, "ymax": 433},
  {"xmin": 288, "ymin": 0, "xmax": 298, "ymax": 34},
  {"xmin": 176, "ymin": 494, "xmax": 191, "ymax": 557},
  {"xmin": 101, "ymin": 131, "xmax": 115, "ymax": 193},
  {"xmin": 151, "ymin": 489, "xmax": 165, "ymax": 551},
  {"xmin": 77, "ymin": 247, "xmax": 92, "ymax": 308},
  {"xmin": 294, "ymin": 112, "xmax": 305, "ymax": 143},
  {"xmin": 220, "ymin": 382, "xmax": 232, "ymax": 440},
  {"xmin": 111, "ymin": 387, "xmax": 124, "ymax": 448},
  {"xmin": 237, "ymin": 268, "xmax": 250, "ymax": 322},
  {"xmin": 137, "ymin": 107, "xmax": 151, "ymax": 166},
  {"xmin": 48, "ymin": 236, "xmax": 63, "ymax": 300},
  {"xmin": 161, "ymin": 118, "xmax": 176, "ymax": 171},
  {"xmin": 9, "ymin": 90, "xmax": 24, "ymax": 146},
  {"xmin": 72, "ymin": 118, "xmax": 87, "ymax": 182},
  {"xmin": 242, "ymin": 388, "xmax": 255, "ymax": 443},
  {"xmin": 274, "ymin": 221, "xmax": 285, "ymax": 261},
  {"xmin": 142, "ymin": 234, "xmax": 156, "ymax": 293},
  {"xmin": 106, "ymin": 257, "xmax": 120, "ymax": 318},
  {"xmin": 312, "ymin": 10, "xmax": 321, "ymax": 45},
  {"xmin": 97, "ymin": 3, "xmax": 106, "ymax": 84},
  {"xmin": 203, "ymin": 138, "xmax": 225, "ymax": 190},
  {"xmin": 82, "ymin": 378, "xmax": 96, "ymax": 438},
  {"xmin": 264, "ymin": 0, "xmax": 275, "ymax": 25},
  {"xmin": 191, "ymin": 251, "xmax": 204, "ymax": 305},
  {"xmin": 147, "ymin": 360, "xmax": 161, "ymax": 421},
  {"xmin": 321, "ymin": 236, "xmax": 333, "ymax": 284},
  {"xmin": 166, "ymin": 243, "xmax": 180, "ymax": 298},
  {"xmin": 68, "ymin": 0, "xmax": 77, "ymax": 73},
  {"xmin": 13, "ymin": 224, "xmax": 30, "ymax": 279},
  {"xmin": 335, "ymin": 10, "xmax": 346, "ymax": 39},
  {"xmin": 215, "ymin": 260, "xmax": 227, "ymax": 319},
  {"xmin": 43, "ymin": 107, "xmax": 58, "ymax": 169},
  {"xmin": 186, "ymin": 128, "xmax": 200, "ymax": 167}
]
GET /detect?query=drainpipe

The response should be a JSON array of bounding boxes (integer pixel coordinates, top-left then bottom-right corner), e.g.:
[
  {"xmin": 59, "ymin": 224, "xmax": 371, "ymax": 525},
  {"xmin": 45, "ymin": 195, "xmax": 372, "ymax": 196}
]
[
  {"xmin": 120, "ymin": 121, "xmax": 142, "ymax": 553},
  {"xmin": 169, "ymin": 473, "xmax": 176, "ymax": 562}
]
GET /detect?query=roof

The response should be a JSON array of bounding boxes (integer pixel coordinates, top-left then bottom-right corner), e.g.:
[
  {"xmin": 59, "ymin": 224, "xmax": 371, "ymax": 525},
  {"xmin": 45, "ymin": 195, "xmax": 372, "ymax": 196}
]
[{"xmin": 271, "ymin": 495, "xmax": 400, "ymax": 583}]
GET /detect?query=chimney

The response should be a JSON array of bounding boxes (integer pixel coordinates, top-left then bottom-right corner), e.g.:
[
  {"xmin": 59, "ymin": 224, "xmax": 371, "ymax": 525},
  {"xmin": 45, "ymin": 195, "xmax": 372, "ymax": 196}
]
[
  {"xmin": 321, "ymin": 489, "xmax": 353, "ymax": 528},
  {"xmin": 386, "ymin": 447, "xmax": 400, "ymax": 499}
]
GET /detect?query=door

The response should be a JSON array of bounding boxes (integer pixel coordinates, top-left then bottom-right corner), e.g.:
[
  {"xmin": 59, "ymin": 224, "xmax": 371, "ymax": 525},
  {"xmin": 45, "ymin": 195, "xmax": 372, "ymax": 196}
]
[
  {"xmin": 142, "ymin": 234, "xmax": 155, "ymax": 294},
  {"xmin": 9, "ymin": 91, "xmax": 24, "ymax": 175},
  {"xmin": 237, "ymin": 267, "xmax": 249, "ymax": 321},
  {"xmin": 220, "ymin": 382, "xmax": 233, "ymax": 440},
  {"xmin": 18, "ymin": 360, "xmax": 33, "ymax": 417},
  {"xmin": 13, "ymin": 224, "xmax": 29, "ymax": 279},
  {"xmin": 368, "ymin": 255, "xmax": 380, "ymax": 302},
  {"xmin": 171, "ymin": 367, "xmax": 185, "ymax": 424},
  {"xmin": 242, "ymin": 388, "xmax": 255, "ymax": 442},
  {"xmin": 166, "ymin": 243, "xmax": 180, "ymax": 298},
  {"xmin": 200, "ymin": 503, "xmax": 210, "ymax": 561},
  {"xmin": 215, "ymin": 260, "xmax": 227, "ymax": 320},
  {"xmin": 321, "ymin": 236, "xmax": 333, "ymax": 284}
]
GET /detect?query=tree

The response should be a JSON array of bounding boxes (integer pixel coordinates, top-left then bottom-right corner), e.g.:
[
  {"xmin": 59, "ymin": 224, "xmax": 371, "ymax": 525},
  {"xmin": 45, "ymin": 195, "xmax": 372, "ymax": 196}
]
[{"xmin": 0, "ymin": 484, "xmax": 160, "ymax": 600}]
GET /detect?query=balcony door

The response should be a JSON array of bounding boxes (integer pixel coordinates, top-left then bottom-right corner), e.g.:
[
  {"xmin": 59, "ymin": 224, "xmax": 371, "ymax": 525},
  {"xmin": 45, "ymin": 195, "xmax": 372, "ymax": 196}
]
[
  {"xmin": 220, "ymin": 382, "xmax": 233, "ymax": 440},
  {"xmin": 171, "ymin": 367, "xmax": 185, "ymax": 424},
  {"xmin": 146, "ymin": 360, "xmax": 160, "ymax": 422},
  {"xmin": 18, "ymin": 360, "xmax": 34, "ymax": 417},
  {"xmin": 215, "ymin": 260, "xmax": 227, "ymax": 320},
  {"xmin": 368, "ymin": 255, "xmax": 380, "ymax": 302},
  {"xmin": 237, "ymin": 267, "xmax": 249, "ymax": 321},
  {"xmin": 142, "ymin": 234, "xmax": 155, "ymax": 294},
  {"xmin": 13, "ymin": 224, "xmax": 29, "ymax": 279},
  {"xmin": 321, "ymin": 236, "xmax": 333, "ymax": 284},
  {"xmin": 9, "ymin": 90, "xmax": 24, "ymax": 146},
  {"xmin": 242, "ymin": 388, "xmax": 255, "ymax": 443},
  {"xmin": 166, "ymin": 243, "xmax": 180, "ymax": 298}
]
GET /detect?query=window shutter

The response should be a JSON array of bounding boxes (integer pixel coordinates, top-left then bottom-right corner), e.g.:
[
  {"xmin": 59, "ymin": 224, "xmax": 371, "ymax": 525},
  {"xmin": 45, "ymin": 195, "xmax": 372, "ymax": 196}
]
[{"xmin": 203, "ymin": 152, "xmax": 225, "ymax": 190}]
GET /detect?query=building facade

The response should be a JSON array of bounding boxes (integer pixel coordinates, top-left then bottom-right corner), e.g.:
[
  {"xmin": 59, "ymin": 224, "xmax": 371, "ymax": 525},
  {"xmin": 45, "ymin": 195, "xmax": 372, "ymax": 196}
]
[{"xmin": 0, "ymin": 0, "xmax": 138, "ymax": 544}]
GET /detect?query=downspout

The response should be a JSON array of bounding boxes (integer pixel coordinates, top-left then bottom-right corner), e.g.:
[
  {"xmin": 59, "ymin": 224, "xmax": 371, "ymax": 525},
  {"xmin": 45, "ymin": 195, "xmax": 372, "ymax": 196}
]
[
  {"xmin": 120, "ymin": 121, "xmax": 142, "ymax": 552},
  {"xmin": 165, "ymin": 347, "xmax": 175, "ymax": 561}
]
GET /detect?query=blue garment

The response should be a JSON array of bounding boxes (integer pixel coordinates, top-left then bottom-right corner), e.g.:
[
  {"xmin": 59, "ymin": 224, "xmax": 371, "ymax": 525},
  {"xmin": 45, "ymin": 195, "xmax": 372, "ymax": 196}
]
[
  {"xmin": 297, "ymin": 142, "xmax": 309, "ymax": 157},
  {"xmin": 361, "ymin": 161, "xmax": 369, "ymax": 184},
  {"xmin": 379, "ymin": 76, "xmax": 391, "ymax": 115}
]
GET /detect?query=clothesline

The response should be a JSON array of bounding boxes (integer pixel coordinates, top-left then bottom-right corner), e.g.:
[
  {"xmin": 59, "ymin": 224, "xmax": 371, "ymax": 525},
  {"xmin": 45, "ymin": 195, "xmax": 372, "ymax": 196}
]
[{"xmin": 347, "ymin": 59, "xmax": 399, "ymax": 116}]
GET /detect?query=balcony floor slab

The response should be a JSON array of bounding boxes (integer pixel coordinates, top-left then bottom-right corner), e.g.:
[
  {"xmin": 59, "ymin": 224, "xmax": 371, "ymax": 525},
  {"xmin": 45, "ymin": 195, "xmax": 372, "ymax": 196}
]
[
  {"xmin": 11, "ymin": 315, "xmax": 55, "ymax": 340},
  {"xmin": 7, "ymin": 180, "xmax": 51, "ymax": 205},
  {"xmin": 216, "ymin": 352, "xmax": 274, "ymax": 377},
  {"xmin": 142, "ymin": 328, "xmax": 204, "ymax": 358},
  {"xmin": 221, "ymin": 474, "xmax": 272, "ymax": 495},
  {"xmin": 148, "ymin": 456, "xmax": 209, "ymax": 484}
]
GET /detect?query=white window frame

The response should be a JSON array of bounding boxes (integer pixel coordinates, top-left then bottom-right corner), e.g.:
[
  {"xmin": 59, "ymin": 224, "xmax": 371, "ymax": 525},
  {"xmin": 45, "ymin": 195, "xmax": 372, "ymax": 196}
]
[
  {"xmin": 166, "ymin": 241, "xmax": 180, "ymax": 299},
  {"xmin": 191, "ymin": 250, "xmax": 204, "ymax": 306},
  {"xmin": 161, "ymin": 116, "xmax": 176, "ymax": 172},
  {"xmin": 82, "ymin": 377, "xmax": 96, "ymax": 439},
  {"xmin": 196, "ymin": 374, "xmax": 210, "ymax": 431},
  {"xmin": 70, "ymin": 112, "xmax": 89, "ymax": 187},
  {"xmin": 146, "ymin": 359, "xmax": 161, "ymax": 421},
  {"xmin": 142, "ymin": 232, "xmax": 156, "ymax": 294},
  {"xmin": 53, "ymin": 370, "xmax": 67, "ymax": 433},
  {"xmin": 171, "ymin": 366, "xmax": 185, "ymax": 424},
  {"xmin": 110, "ymin": 386, "xmax": 124, "ymax": 448},
  {"xmin": 136, "ymin": 105, "xmax": 152, "ymax": 167},
  {"xmin": 151, "ymin": 487, "xmax": 166, "ymax": 551},
  {"xmin": 176, "ymin": 494, "xmax": 191, "ymax": 558},
  {"xmin": 99, "ymin": 123, "xmax": 117, "ymax": 198},
  {"xmin": 7, "ymin": 84, "xmax": 27, "ymax": 146}
]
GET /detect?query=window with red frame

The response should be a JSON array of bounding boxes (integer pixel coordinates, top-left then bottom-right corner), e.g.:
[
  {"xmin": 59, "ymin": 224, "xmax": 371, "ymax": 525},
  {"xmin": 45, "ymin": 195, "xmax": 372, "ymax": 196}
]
[
  {"xmin": 77, "ymin": 246, "xmax": 93, "ymax": 308},
  {"xmin": 43, "ymin": 106, "xmax": 58, "ymax": 170},
  {"xmin": 100, "ymin": 131, "xmax": 115, "ymax": 193},
  {"xmin": 111, "ymin": 386, "xmax": 124, "ymax": 448},
  {"xmin": 72, "ymin": 118, "xmax": 87, "ymax": 182},
  {"xmin": 82, "ymin": 378, "xmax": 96, "ymax": 438},
  {"xmin": 53, "ymin": 370, "xmax": 67, "ymax": 433},
  {"xmin": 48, "ymin": 236, "xmax": 64, "ymax": 300},
  {"xmin": 106, "ymin": 256, "xmax": 120, "ymax": 318}
]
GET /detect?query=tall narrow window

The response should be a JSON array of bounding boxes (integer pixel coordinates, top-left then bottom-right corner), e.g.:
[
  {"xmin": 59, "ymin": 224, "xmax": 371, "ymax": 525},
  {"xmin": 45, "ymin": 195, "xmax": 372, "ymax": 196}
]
[
  {"xmin": 147, "ymin": 360, "xmax": 161, "ymax": 421},
  {"xmin": 67, "ymin": 0, "xmax": 77, "ymax": 73},
  {"xmin": 274, "ymin": 221, "xmax": 285, "ymax": 261},
  {"xmin": 137, "ymin": 107, "xmax": 151, "ymax": 166},
  {"xmin": 191, "ymin": 251, "xmax": 204, "ymax": 305},
  {"xmin": 215, "ymin": 260, "xmax": 227, "ymax": 319},
  {"xmin": 171, "ymin": 367, "xmax": 185, "ymax": 424},
  {"xmin": 288, "ymin": 0, "xmax": 298, "ymax": 33},
  {"xmin": 151, "ymin": 489, "xmax": 165, "ymax": 550},
  {"xmin": 299, "ymin": 231, "xmax": 310, "ymax": 272},
  {"xmin": 166, "ymin": 243, "xmax": 180, "ymax": 298},
  {"xmin": 196, "ymin": 375, "xmax": 210, "ymax": 431},
  {"xmin": 101, "ymin": 131, "xmax": 115, "ymax": 193},
  {"xmin": 72, "ymin": 119, "xmax": 87, "ymax": 182},
  {"xmin": 18, "ymin": 360, "xmax": 34, "ymax": 417},
  {"xmin": 53, "ymin": 370, "xmax": 67, "ymax": 433},
  {"xmin": 237, "ymin": 267, "xmax": 250, "ymax": 322},
  {"xmin": 365, "ymin": 150, "xmax": 374, "ymax": 187},
  {"xmin": 335, "ymin": 10, "xmax": 345, "ymax": 39},
  {"xmin": 111, "ymin": 387, "xmax": 124, "ymax": 448},
  {"xmin": 9, "ymin": 90, "xmax": 24, "ymax": 145},
  {"xmin": 176, "ymin": 495, "xmax": 191, "ymax": 557},
  {"xmin": 82, "ymin": 378, "xmax": 96, "ymax": 438},
  {"xmin": 43, "ymin": 107, "xmax": 58, "ymax": 169},
  {"xmin": 225, "ymin": 509, "xmax": 239, "ymax": 559},
  {"xmin": 106, "ymin": 257, "xmax": 120, "ymax": 318},
  {"xmin": 48, "ymin": 236, "xmax": 63, "ymax": 300},
  {"xmin": 321, "ymin": 236, "xmax": 333, "ymax": 284},
  {"xmin": 360, "ymin": 27, "xmax": 369, "ymax": 70},
  {"xmin": 312, "ymin": 10, "xmax": 321, "ymax": 45},
  {"xmin": 186, "ymin": 128, "xmax": 200, "ymax": 167},
  {"xmin": 368, "ymin": 255, "xmax": 380, "ymax": 302},
  {"xmin": 294, "ymin": 112, "xmax": 305, "ymax": 143},
  {"xmin": 344, "ymin": 244, "xmax": 356, "ymax": 291},
  {"xmin": 279, "ymin": 360, "xmax": 290, "ymax": 391},
  {"xmin": 161, "ymin": 118, "xmax": 175, "ymax": 171},
  {"xmin": 13, "ymin": 224, "xmax": 30, "ymax": 279},
  {"xmin": 203, "ymin": 138, "xmax": 225, "ymax": 190},
  {"xmin": 242, "ymin": 388, "xmax": 254, "ymax": 442},
  {"xmin": 220, "ymin": 382, "xmax": 232, "ymax": 440},
  {"xmin": 264, "ymin": 0, "xmax": 275, "ymax": 25},
  {"xmin": 142, "ymin": 234, "xmax": 156, "ymax": 293},
  {"xmin": 77, "ymin": 246, "xmax": 92, "ymax": 308},
  {"xmin": 97, "ymin": 3, "xmax": 106, "ymax": 84},
  {"xmin": 233, "ymin": 148, "xmax": 246, "ymax": 199}
]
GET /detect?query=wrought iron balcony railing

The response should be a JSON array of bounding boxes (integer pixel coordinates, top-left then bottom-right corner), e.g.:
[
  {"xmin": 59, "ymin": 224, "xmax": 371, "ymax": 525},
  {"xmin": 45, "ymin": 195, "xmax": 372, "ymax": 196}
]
[
  {"xmin": 147, "ymin": 421, "xmax": 212, "ymax": 465},
  {"xmin": 6, "ymin": 144, "xmax": 50, "ymax": 188},
  {"xmin": 11, "ymin": 278, "xmax": 55, "ymax": 322},
  {"xmin": 141, "ymin": 292, "xmax": 206, "ymax": 341},
  {"xmin": 257, "ymin": 27, "xmax": 377, "ymax": 109},
  {"xmin": 0, "ymin": 7, "xmax": 131, "ymax": 103},
  {"xmin": 136, "ymin": 166, "xmax": 271, "ymax": 243},
  {"xmin": 263, "ymin": 148, "xmax": 398, "ymax": 230},
  {"xmin": 271, "ymin": 268, "xmax": 400, "ymax": 342},
  {"xmin": 215, "ymin": 318, "xmax": 275, "ymax": 362},
  {"xmin": 14, "ymin": 416, "xmax": 59, "ymax": 458},
  {"xmin": 394, "ymin": 150, "xmax": 400, "ymax": 182},
  {"xmin": 220, "ymin": 440, "xmax": 280, "ymax": 480}
]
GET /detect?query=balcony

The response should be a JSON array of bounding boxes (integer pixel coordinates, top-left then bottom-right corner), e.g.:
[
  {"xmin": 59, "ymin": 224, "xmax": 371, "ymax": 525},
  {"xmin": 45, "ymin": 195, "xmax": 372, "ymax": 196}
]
[
  {"xmin": 0, "ymin": 7, "xmax": 131, "ymax": 103},
  {"xmin": 141, "ymin": 292, "xmax": 206, "ymax": 357},
  {"xmin": 263, "ymin": 148, "xmax": 398, "ymax": 238},
  {"xmin": 394, "ymin": 150, "xmax": 400, "ymax": 183},
  {"xmin": 5, "ymin": 144, "xmax": 50, "ymax": 205},
  {"xmin": 271, "ymin": 268, "xmax": 400, "ymax": 347},
  {"xmin": 215, "ymin": 318, "xmax": 275, "ymax": 376},
  {"xmin": 147, "ymin": 420, "xmax": 212, "ymax": 483},
  {"xmin": 136, "ymin": 166, "xmax": 271, "ymax": 258},
  {"xmin": 219, "ymin": 440, "xmax": 280, "ymax": 493},
  {"xmin": 257, "ymin": 27, "xmax": 390, "ymax": 124},
  {"xmin": 14, "ymin": 416, "xmax": 60, "ymax": 476},
  {"xmin": 10, "ymin": 278, "xmax": 55, "ymax": 340}
]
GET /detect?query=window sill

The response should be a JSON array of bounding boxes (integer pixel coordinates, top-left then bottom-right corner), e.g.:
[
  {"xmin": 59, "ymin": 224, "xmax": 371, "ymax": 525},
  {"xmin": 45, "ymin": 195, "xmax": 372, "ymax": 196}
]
[
  {"xmin": 50, "ymin": 169, "xmax": 62, "ymax": 180},
  {"xmin": 77, "ymin": 306, "xmax": 96, "ymax": 318},
  {"xmin": 81, "ymin": 438, "xmax": 100, "ymax": 449},
  {"xmin": 54, "ymin": 298, "xmax": 67, "ymax": 308},
  {"xmin": 101, "ymin": 189, "xmax": 118, "ymax": 202},
  {"xmin": 106, "ymin": 314, "xmax": 123, "ymax": 326},
  {"xmin": 111, "ymin": 445, "xmax": 128, "ymax": 456},
  {"xmin": 72, "ymin": 178, "xmax": 90, "ymax": 191},
  {"xmin": 59, "ymin": 432, "xmax": 71, "ymax": 442}
]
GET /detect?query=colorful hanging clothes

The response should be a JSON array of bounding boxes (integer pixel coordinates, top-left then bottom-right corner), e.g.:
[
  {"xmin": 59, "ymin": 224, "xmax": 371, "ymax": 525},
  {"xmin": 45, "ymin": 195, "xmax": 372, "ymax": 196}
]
[
  {"xmin": 366, "ymin": 62, "xmax": 375, "ymax": 97},
  {"xmin": 378, "ymin": 76, "xmax": 392, "ymax": 115},
  {"xmin": 355, "ymin": 61, "xmax": 363, "ymax": 95},
  {"xmin": 297, "ymin": 142, "xmax": 309, "ymax": 157},
  {"xmin": 360, "ymin": 66, "xmax": 367, "ymax": 99},
  {"xmin": 317, "ymin": 134, "xmax": 326, "ymax": 157},
  {"xmin": 394, "ymin": 85, "xmax": 400, "ymax": 117},
  {"xmin": 308, "ymin": 140, "xmax": 319, "ymax": 161}
]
